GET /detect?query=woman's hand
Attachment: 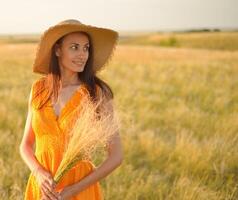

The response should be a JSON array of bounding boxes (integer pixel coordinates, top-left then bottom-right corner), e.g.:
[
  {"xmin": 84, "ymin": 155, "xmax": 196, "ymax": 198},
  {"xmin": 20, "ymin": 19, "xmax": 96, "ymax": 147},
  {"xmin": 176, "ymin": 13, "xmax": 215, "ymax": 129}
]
[
  {"xmin": 33, "ymin": 166, "xmax": 60, "ymax": 200},
  {"xmin": 58, "ymin": 186, "xmax": 74, "ymax": 200}
]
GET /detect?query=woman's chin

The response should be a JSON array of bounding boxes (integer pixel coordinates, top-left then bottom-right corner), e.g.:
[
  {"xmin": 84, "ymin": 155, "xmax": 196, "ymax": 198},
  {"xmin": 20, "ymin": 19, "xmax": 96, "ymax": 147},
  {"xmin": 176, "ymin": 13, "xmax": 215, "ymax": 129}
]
[{"xmin": 69, "ymin": 67, "xmax": 85, "ymax": 73}]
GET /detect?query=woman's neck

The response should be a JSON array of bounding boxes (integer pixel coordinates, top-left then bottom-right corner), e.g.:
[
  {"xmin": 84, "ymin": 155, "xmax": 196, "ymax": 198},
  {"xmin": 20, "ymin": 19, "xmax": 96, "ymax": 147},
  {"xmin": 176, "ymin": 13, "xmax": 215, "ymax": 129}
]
[{"xmin": 60, "ymin": 67, "xmax": 82, "ymax": 87}]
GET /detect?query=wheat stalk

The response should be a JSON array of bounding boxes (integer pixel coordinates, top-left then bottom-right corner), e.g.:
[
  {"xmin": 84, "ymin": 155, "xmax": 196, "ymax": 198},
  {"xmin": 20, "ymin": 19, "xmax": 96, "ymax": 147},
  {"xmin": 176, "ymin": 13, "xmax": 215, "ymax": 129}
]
[{"xmin": 54, "ymin": 94, "xmax": 120, "ymax": 183}]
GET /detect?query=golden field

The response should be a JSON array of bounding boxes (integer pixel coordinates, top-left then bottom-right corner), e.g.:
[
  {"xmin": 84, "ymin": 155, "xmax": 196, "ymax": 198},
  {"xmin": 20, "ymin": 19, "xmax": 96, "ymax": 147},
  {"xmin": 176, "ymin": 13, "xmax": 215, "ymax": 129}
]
[{"xmin": 0, "ymin": 32, "xmax": 238, "ymax": 199}]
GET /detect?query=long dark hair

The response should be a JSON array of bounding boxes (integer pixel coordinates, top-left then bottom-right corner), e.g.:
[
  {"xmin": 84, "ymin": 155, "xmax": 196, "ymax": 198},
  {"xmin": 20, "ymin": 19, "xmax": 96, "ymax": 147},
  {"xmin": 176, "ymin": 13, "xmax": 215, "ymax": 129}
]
[{"xmin": 37, "ymin": 31, "xmax": 114, "ymax": 109}]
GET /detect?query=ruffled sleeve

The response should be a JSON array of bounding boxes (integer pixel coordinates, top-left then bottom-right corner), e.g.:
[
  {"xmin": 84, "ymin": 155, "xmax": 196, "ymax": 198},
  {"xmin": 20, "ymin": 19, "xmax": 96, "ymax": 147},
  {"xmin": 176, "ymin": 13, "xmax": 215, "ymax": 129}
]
[{"xmin": 30, "ymin": 76, "xmax": 48, "ymax": 110}]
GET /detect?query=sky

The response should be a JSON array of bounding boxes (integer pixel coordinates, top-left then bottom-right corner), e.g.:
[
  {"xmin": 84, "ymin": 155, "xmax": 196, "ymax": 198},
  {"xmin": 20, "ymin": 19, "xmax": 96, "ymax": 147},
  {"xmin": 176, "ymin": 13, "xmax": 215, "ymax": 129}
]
[{"xmin": 0, "ymin": 0, "xmax": 237, "ymax": 34}]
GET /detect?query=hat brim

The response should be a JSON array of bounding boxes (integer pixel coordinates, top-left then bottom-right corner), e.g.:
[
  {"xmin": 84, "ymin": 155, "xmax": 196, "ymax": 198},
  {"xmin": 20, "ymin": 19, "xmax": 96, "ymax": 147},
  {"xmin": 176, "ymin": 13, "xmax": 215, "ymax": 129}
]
[{"xmin": 33, "ymin": 23, "xmax": 118, "ymax": 74}]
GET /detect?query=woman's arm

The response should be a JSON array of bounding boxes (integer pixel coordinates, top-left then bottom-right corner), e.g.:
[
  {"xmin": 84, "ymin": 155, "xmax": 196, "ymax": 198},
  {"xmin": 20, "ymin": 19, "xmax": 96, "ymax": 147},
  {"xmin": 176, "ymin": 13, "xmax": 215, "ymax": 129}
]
[
  {"xmin": 19, "ymin": 87, "xmax": 42, "ymax": 173},
  {"xmin": 60, "ymin": 99, "xmax": 123, "ymax": 199},
  {"xmin": 19, "ymin": 87, "xmax": 59, "ymax": 200}
]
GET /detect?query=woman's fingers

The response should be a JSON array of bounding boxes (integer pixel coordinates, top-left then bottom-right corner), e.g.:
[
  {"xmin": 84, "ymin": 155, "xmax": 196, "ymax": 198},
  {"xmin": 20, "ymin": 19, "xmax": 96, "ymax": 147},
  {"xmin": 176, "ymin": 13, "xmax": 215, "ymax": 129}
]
[
  {"xmin": 44, "ymin": 175, "xmax": 58, "ymax": 194},
  {"xmin": 41, "ymin": 187, "xmax": 59, "ymax": 200},
  {"xmin": 48, "ymin": 177, "xmax": 56, "ymax": 188},
  {"xmin": 43, "ymin": 180, "xmax": 53, "ymax": 194},
  {"xmin": 44, "ymin": 172, "xmax": 57, "ymax": 188},
  {"xmin": 35, "ymin": 168, "xmax": 59, "ymax": 200},
  {"xmin": 40, "ymin": 195, "xmax": 50, "ymax": 200},
  {"xmin": 43, "ymin": 193, "xmax": 57, "ymax": 200},
  {"xmin": 42, "ymin": 181, "xmax": 59, "ymax": 199}
]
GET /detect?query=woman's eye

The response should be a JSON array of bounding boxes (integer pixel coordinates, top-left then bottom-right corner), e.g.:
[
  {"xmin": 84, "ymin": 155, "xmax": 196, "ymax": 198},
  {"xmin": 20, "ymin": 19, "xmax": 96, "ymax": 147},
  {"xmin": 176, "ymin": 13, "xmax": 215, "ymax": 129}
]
[
  {"xmin": 70, "ymin": 45, "xmax": 89, "ymax": 51},
  {"xmin": 71, "ymin": 46, "xmax": 78, "ymax": 50},
  {"xmin": 84, "ymin": 46, "xmax": 89, "ymax": 51}
]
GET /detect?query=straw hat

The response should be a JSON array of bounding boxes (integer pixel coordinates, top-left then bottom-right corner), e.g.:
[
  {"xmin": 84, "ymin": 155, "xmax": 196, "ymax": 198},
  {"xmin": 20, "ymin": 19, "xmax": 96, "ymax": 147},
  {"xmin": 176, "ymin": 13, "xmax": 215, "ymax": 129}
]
[{"xmin": 33, "ymin": 19, "xmax": 119, "ymax": 74}]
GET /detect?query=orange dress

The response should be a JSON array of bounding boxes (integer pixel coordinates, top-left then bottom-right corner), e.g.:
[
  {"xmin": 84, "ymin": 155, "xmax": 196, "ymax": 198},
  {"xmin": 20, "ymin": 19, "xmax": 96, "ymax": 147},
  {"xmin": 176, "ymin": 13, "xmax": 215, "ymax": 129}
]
[{"xmin": 24, "ymin": 77, "xmax": 103, "ymax": 200}]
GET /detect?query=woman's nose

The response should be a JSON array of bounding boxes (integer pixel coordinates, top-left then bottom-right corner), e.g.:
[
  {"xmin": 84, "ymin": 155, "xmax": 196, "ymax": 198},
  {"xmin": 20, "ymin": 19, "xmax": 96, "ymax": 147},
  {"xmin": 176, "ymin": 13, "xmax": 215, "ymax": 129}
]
[{"xmin": 77, "ymin": 49, "xmax": 86, "ymax": 57}]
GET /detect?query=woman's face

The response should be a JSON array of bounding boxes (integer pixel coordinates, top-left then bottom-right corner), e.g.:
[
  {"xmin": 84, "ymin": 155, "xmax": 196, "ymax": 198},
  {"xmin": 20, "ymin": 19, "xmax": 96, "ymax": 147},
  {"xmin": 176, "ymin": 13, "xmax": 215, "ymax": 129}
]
[{"xmin": 55, "ymin": 32, "xmax": 90, "ymax": 73}]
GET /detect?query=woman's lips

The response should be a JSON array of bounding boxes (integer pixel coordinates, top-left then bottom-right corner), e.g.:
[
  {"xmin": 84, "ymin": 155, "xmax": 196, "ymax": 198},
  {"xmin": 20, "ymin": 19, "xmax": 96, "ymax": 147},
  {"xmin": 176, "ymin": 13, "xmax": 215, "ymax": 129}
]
[{"xmin": 72, "ymin": 61, "xmax": 84, "ymax": 66}]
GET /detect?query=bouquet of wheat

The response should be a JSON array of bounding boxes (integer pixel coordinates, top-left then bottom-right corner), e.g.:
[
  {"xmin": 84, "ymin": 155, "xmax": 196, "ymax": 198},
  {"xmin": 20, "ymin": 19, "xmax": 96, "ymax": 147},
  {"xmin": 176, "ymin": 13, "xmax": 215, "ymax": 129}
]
[{"xmin": 53, "ymin": 93, "xmax": 120, "ymax": 183}]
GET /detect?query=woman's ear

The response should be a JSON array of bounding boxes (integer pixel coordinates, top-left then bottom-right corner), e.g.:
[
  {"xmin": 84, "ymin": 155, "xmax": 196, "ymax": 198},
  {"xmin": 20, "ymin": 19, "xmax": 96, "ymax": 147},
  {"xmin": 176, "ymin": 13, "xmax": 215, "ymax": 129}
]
[{"xmin": 55, "ymin": 44, "xmax": 61, "ymax": 57}]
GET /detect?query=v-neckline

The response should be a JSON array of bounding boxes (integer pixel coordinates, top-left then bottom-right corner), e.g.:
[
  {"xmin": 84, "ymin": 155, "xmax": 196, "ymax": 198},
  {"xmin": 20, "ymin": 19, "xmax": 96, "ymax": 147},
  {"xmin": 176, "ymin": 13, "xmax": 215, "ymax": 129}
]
[{"xmin": 49, "ymin": 85, "xmax": 83, "ymax": 121}]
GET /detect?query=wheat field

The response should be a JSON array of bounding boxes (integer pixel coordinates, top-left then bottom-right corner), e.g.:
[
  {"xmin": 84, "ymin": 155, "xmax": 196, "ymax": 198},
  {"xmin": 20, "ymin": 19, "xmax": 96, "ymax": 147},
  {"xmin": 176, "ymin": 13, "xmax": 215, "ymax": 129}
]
[{"xmin": 0, "ymin": 32, "xmax": 238, "ymax": 199}]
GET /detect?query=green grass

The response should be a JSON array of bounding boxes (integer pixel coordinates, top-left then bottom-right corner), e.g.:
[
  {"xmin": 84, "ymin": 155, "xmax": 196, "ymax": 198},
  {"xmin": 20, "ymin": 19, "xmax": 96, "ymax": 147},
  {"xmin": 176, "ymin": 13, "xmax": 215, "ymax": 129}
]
[
  {"xmin": 119, "ymin": 31, "xmax": 238, "ymax": 51},
  {"xmin": 0, "ymin": 32, "xmax": 238, "ymax": 199}
]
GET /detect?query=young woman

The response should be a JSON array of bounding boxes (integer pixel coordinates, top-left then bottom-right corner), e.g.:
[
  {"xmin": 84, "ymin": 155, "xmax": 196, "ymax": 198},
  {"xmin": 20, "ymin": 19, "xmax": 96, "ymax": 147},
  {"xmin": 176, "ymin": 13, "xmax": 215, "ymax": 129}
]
[{"xmin": 19, "ymin": 19, "xmax": 123, "ymax": 200}]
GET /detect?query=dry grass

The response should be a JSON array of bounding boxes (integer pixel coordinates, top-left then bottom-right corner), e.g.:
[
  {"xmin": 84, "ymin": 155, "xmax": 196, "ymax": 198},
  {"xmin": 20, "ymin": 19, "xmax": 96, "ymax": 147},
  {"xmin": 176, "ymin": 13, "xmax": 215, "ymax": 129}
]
[
  {"xmin": 54, "ymin": 95, "xmax": 120, "ymax": 183},
  {"xmin": 0, "ymin": 32, "xmax": 238, "ymax": 199}
]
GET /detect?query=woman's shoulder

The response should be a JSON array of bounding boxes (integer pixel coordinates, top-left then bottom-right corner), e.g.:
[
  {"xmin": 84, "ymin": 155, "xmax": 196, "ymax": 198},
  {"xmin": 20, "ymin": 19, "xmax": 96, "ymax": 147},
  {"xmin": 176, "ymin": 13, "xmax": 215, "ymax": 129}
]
[
  {"xmin": 95, "ymin": 83, "xmax": 107, "ymax": 101},
  {"xmin": 32, "ymin": 76, "xmax": 47, "ymax": 90},
  {"xmin": 95, "ymin": 83, "xmax": 113, "ymax": 101},
  {"xmin": 31, "ymin": 76, "xmax": 47, "ymax": 95},
  {"xmin": 95, "ymin": 83, "xmax": 102, "ymax": 95},
  {"xmin": 30, "ymin": 76, "xmax": 48, "ymax": 109}
]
